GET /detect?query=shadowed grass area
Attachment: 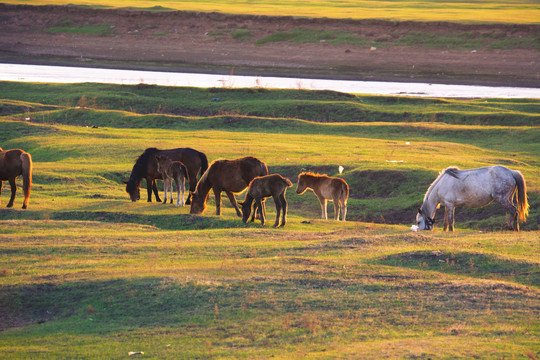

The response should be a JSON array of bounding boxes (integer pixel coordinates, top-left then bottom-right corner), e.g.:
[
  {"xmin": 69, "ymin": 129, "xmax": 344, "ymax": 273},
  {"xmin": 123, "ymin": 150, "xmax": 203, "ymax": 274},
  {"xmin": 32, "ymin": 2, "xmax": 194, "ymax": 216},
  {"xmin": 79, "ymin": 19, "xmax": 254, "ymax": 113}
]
[
  {"xmin": 377, "ymin": 250, "xmax": 540, "ymax": 287},
  {"xmin": 0, "ymin": 220, "xmax": 538, "ymax": 358}
]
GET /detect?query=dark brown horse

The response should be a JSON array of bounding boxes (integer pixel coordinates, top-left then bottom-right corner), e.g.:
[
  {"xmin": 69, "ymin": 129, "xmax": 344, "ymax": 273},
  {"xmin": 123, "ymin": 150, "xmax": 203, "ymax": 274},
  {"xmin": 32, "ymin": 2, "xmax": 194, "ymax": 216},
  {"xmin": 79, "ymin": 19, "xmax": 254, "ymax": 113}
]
[
  {"xmin": 0, "ymin": 147, "xmax": 32, "ymax": 209},
  {"xmin": 125, "ymin": 147, "xmax": 208, "ymax": 204},
  {"xmin": 240, "ymin": 174, "xmax": 292, "ymax": 227},
  {"xmin": 190, "ymin": 156, "xmax": 268, "ymax": 216}
]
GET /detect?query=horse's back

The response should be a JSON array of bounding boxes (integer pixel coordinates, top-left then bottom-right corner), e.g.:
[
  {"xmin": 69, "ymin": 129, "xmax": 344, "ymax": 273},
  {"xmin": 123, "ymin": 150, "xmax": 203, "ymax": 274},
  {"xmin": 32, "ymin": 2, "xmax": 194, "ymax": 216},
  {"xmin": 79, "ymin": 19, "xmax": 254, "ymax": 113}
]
[
  {"xmin": 438, "ymin": 165, "xmax": 518, "ymax": 206},
  {"xmin": 0, "ymin": 149, "xmax": 26, "ymax": 179}
]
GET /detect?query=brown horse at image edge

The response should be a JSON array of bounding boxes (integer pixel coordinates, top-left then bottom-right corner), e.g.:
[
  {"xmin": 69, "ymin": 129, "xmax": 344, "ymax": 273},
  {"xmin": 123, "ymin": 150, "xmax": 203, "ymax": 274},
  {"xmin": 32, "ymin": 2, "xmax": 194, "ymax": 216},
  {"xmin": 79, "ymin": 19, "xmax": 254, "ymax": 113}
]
[{"xmin": 0, "ymin": 147, "xmax": 33, "ymax": 209}]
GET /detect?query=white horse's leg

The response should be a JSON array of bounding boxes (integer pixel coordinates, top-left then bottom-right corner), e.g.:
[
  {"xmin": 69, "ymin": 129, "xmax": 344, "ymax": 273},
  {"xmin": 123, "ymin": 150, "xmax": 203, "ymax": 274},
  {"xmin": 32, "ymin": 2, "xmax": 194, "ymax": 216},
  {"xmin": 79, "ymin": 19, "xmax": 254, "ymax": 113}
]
[
  {"xmin": 342, "ymin": 200, "xmax": 347, "ymax": 221},
  {"xmin": 499, "ymin": 197, "xmax": 519, "ymax": 230},
  {"xmin": 446, "ymin": 205, "xmax": 455, "ymax": 232},
  {"xmin": 443, "ymin": 207, "xmax": 449, "ymax": 231}
]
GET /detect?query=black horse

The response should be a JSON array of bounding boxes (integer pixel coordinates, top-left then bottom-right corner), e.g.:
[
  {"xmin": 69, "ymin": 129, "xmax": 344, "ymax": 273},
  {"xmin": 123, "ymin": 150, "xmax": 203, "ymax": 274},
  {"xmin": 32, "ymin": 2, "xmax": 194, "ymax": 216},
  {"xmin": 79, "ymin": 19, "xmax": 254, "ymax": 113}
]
[{"xmin": 125, "ymin": 147, "xmax": 208, "ymax": 204}]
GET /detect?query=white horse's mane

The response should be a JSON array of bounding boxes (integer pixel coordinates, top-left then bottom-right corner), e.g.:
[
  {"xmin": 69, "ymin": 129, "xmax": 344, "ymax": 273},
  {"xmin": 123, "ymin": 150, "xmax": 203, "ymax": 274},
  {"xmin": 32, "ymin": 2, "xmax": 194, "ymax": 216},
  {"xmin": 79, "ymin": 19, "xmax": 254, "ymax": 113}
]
[{"xmin": 424, "ymin": 167, "xmax": 460, "ymax": 202}]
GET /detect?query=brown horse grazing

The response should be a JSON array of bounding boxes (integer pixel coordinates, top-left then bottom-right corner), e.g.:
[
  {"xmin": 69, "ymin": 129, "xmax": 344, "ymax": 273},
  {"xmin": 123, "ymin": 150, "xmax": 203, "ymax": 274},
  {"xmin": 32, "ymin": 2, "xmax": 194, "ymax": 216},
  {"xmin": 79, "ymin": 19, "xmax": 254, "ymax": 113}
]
[
  {"xmin": 190, "ymin": 156, "xmax": 268, "ymax": 216},
  {"xmin": 240, "ymin": 174, "xmax": 292, "ymax": 227},
  {"xmin": 155, "ymin": 155, "xmax": 189, "ymax": 207},
  {"xmin": 0, "ymin": 147, "xmax": 32, "ymax": 209},
  {"xmin": 125, "ymin": 147, "xmax": 208, "ymax": 204},
  {"xmin": 296, "ymin": 172, "xmax": 349, "ymax": 221}
]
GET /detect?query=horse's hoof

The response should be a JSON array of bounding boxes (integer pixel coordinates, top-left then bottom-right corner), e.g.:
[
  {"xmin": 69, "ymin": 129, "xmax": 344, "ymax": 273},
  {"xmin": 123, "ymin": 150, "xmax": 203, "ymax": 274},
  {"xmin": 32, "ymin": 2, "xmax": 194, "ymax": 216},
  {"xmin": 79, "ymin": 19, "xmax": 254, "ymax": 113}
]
[{"xmin": 22, "ymin": 205, "xmax": 27, "ymax": 209}]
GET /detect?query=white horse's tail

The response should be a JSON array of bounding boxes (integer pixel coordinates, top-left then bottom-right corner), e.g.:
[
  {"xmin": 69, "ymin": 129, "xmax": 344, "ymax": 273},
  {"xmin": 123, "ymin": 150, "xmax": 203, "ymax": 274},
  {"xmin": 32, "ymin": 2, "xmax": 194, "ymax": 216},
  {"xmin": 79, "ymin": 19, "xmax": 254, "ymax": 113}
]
[{"xmin": 512, "ymin": 170, "xmax": 529, "ymax": 223}]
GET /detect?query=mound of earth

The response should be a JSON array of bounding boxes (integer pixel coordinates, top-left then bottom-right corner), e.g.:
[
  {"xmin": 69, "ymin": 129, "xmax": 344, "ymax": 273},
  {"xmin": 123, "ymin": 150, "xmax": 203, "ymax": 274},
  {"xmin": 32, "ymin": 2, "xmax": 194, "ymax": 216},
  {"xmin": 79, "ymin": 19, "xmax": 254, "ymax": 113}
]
[{"xmin": 1, "ymin": 4, "xmax": 539, "ymax": 87}]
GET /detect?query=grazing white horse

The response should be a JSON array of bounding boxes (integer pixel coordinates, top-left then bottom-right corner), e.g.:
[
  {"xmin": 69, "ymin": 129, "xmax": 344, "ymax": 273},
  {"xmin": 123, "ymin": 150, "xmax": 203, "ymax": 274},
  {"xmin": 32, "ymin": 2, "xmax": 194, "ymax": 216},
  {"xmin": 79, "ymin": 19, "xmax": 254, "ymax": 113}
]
[
  {"xmin": 155, "ymin": 155, "xmax": 189, "ymax": 207},
  {"xmin": 416, "ymin": 165, "xmax": 529, "ymax": 231}
]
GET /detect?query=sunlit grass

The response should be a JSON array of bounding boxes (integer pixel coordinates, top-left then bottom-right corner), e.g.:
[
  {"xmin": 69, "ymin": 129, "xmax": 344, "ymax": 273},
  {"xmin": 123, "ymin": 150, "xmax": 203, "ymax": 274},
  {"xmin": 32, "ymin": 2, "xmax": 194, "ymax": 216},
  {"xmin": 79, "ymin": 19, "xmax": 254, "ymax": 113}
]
[{"xmin": 0, "ymin": 82, "xmax": 539, "ymax": 358}]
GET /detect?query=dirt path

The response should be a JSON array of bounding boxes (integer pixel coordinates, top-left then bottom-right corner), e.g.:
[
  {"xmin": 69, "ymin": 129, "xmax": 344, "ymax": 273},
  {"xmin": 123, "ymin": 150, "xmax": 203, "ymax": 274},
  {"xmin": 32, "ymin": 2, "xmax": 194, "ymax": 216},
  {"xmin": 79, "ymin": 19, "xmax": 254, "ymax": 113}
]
[{"xmin": 1, "ymin": 4, "xmax": 539, "ymax": 87}]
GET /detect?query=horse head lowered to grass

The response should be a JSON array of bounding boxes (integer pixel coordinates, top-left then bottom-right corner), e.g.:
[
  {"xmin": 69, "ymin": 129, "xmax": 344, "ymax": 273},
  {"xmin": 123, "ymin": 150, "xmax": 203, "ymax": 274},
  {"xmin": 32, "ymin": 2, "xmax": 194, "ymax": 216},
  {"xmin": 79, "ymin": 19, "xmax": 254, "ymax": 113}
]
[
  {"xmin": 0, "ymin": 147, "xmax": 32, "ymax": 209},
  {"xmin": 190, "ymin": 156, "xmax": 268, "ymax": 216},
  {"xmin": 240, "ymin": 174, "xmax": 293, "ymax": 227},
  {"xmin": 416, "ymin": 165, "xmax": 529, "ymax": 231},
  {"xmin": 125, "ymin": 147, "xmax": 207, "ymax": 204}
]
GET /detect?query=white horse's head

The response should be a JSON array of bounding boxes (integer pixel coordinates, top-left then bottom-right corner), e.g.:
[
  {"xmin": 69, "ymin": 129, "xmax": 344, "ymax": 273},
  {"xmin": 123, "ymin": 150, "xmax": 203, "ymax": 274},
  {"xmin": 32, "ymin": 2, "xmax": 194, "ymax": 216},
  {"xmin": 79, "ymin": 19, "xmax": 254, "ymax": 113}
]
[{"xmin": 416, "ymin": 208, "xmax": 435, "ymax": 230}]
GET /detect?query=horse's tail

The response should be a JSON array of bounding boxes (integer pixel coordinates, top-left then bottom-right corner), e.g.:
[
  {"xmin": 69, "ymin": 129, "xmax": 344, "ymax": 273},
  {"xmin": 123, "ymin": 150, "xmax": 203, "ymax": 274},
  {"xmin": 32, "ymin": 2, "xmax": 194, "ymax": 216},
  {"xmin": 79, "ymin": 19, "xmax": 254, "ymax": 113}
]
[
  {"xmin": 20, "ymin": 151, "xmax": 32, "ymax": 208},
  {"xmin": 198, "ymin": 151, "xmax": 209, "ymax": 179},
  {"xmin": 512, "ymin": 170, "xmax": 529, "ymax": 223},
  {"xmin": 341, "ymin": 179, "xmax": 349, "ymax": 204},
  {"xmin": 283, "ymin": 177, "xmax": 293, "ymax": 188}
]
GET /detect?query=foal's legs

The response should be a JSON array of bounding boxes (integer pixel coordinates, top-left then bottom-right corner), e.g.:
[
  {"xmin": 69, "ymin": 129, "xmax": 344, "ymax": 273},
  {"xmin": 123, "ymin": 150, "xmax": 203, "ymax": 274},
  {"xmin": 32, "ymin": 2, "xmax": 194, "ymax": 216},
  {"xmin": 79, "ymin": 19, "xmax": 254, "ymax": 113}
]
[
  {"xmin": 7, "ymin": 178, "xmax": 16, "ymax": 208},
  {"xmin": 279, "ymin": 193, "xmax": 288, "ymax": 227},
  {"xmin": 317, "ymin": 195, "xmax": 328, "ymax": 219},
  {"xmin": 340, "ymin": 199, "xmax": 347, "ymax": 221},
  {"xmin": 255, "ymin": 198, "xmax": 266, "ymax": 226},
  {"xmin": 178, "ymin": 177, "xmax": 185, "ymax": 207},
  {"xmin": 173, "ymin": 176, "xmax": 181, "ymax": 207},
  {"xmin": 168, "ymin": 178, "xmax": 174, "ymax": 204},
  {"xmin": 272, "ymin": 194, "xmax": 282, "ymax": 227},
  {"xmin": 333, "ymin": 198, "xmax": 340, "ymax": 220},
  {"xmin": 162, "ymin": 178, "xmax": 169, "ymax": 204}
]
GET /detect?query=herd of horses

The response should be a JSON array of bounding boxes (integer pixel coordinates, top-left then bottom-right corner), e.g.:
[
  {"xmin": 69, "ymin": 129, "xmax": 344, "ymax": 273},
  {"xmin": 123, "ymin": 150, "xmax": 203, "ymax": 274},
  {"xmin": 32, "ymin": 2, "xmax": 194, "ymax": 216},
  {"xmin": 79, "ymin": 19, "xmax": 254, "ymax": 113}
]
[{"xmin": 0, "ymin": 146, "xmax": 530, "ymax": 231}]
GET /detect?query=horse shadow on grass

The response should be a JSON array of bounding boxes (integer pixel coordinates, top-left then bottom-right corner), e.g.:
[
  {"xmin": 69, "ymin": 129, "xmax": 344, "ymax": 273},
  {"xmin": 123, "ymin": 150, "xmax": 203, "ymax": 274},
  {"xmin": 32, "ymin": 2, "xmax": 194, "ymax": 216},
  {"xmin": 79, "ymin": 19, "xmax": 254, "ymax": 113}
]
[{"xmin": 376, "ymin": 250, "xmax": 539, "ymax": 288}]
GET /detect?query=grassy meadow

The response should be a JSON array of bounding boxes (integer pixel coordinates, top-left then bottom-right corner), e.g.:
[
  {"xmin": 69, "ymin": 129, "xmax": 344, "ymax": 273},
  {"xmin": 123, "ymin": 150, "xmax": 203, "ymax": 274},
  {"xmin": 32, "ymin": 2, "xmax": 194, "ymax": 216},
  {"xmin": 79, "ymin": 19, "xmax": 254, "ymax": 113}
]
[
  {"xmin": 0, "ymin": 81, "xmax": 539, "ymax": 359},
  {"xmin": 3, "ymin": 0, "xmax": 540, "ymax": 23}
]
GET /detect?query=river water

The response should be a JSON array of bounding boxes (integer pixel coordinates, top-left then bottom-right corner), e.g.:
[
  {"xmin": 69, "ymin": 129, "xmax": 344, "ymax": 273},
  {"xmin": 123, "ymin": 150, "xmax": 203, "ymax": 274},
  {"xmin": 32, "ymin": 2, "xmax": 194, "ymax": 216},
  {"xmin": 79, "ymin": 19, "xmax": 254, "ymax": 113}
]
[{"xmin": 1, "ymin": 63, "xmax": 539, "ymax": 99}]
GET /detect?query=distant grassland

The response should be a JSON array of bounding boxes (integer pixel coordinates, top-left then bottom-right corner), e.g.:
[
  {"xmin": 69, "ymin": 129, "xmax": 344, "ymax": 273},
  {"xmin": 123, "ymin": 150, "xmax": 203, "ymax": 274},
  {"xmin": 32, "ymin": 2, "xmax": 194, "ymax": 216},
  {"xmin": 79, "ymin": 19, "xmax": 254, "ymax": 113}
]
[{"xmin": 3, "ymin": 0, "xmax": 540, "ymax": 23}]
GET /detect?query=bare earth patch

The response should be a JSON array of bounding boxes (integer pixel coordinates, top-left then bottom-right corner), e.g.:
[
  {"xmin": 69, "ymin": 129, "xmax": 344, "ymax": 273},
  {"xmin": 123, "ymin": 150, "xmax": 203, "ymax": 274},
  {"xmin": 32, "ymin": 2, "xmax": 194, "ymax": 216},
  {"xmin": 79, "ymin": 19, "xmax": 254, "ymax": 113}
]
[{"xmin": 0, "ymin": 4, "xmax": 539, "ymax": 87}]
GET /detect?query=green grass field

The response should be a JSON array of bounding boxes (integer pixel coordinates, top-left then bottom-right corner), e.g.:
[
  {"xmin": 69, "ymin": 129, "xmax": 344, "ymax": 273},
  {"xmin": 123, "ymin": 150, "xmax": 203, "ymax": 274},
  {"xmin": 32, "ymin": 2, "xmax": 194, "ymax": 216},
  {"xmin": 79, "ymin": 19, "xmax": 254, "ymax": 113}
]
[
  {"xmin": 0, "ymin": 81, "xmax": 539, "ymax": 359},
  {"xmin": 4, "ymin": 0, "xmax": 540, "ymax": 23}
]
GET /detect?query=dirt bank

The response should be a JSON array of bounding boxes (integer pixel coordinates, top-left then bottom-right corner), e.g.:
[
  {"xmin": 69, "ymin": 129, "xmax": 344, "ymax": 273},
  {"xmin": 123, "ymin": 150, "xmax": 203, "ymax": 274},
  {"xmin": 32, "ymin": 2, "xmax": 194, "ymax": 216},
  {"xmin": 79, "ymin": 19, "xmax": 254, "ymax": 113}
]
[{"xmin": 0, "ymin": 4, "xmax": 539, "ymax": 87}]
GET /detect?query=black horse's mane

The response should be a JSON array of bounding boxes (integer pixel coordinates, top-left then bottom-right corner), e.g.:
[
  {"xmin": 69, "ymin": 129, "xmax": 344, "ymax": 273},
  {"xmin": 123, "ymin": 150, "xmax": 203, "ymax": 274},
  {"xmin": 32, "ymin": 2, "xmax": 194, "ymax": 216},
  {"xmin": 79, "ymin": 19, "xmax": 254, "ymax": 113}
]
[{"xmin": 129, "ymin": 147, "xmax": 159, "ymax": 181}]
